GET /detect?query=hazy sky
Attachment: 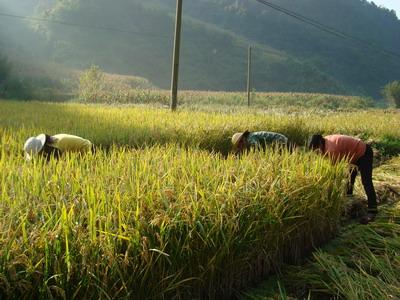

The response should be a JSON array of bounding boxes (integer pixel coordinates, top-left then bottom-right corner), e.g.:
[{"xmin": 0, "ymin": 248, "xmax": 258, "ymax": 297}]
[{"xmin": 370, "ymin": 0, "xmax": 400, "ymax": 16}]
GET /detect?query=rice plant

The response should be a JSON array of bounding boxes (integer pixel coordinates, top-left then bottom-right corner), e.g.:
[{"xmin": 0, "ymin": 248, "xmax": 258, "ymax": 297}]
[
  {"xmin": 0, "ymin": 129, "xmax": 347, "ymax": 298},
  {"xmin": 242, "ymin": 156, "xmax": 400, "ymax": 300},
  {"xmin": 0, "ymin": 101, "xmax": 399, "ymax": 155},
  {"xmin": 0, "ymin": 100, "xmax": 398, "ymax": 298}
]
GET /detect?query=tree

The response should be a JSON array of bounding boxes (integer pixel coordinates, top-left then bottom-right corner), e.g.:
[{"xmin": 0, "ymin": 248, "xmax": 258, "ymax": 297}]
[
  {"xmin": 0, "ymin": 53, "xmax": 11, "ymax": 96},
  {"xmin": 78, "ymin": 65, "xmax": 105, "ymax": 103},
  {"xmin": 0, "ymin": 54, "xmax": 11, "ymax": 82},
  {"xmin": 382, "ymin": 81, "xmax": 400, "ymax": 108}
]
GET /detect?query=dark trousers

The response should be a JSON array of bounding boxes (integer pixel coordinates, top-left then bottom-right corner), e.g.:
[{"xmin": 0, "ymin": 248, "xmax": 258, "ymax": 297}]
[{"xmin": 347, "ymin": 145, "xmax": 378, "ymax": 213}]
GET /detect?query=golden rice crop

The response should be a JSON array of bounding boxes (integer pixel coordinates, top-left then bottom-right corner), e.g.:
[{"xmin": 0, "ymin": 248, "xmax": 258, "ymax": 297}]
[
  {"xmin": 242, "ymin": 156, "xmax": 400, "ymax": 300},
  {"xmin": 0, "ymin": 101, "xmax": 399, "ymax": 155},
  {"xmin": 0, "ymin": 100, "xmax": 398, "ymax": 298},
  {"xmin": 0, "ymin": 129, "xmax": 347, "ymax": 299}
]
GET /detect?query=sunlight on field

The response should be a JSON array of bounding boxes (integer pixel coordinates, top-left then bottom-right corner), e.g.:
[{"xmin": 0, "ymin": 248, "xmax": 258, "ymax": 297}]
[
  {"xmin": 0, "ymin": 100, "xmax": 399, "ymax": 298},
  {"xmin": 1, "ymin": 136, "xmax": 346, "ymax": 298},
  {"xmin": 0, "ymin": 101, "xmax": 399, "ymax": 154}
]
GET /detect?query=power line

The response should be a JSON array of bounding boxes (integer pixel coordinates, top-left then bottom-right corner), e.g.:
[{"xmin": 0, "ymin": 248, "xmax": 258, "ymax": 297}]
[
  {"xmin": 253, "ymin": 0, "xmax": 400, "ymax": 61},
  {"xmin": 0, "ymin": 12, "xmax": 170, "ymax": 39}
]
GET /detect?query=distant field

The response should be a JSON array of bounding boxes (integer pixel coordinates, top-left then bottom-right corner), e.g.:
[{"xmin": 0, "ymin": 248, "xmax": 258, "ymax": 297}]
[
  {"xmin": 127, "ymin": 90, "xmax": 375, "ymax": 109},
  {"xmin": 76, "ymin": 86, "xmax": 376, "ymax": 109},
  {"xmin": 0, "ymin": 99, "xmax": 399, "ymax": 298},
  {"xmin": 11, "ymin": 64, "xmax": 377, "ymax": 109},
  {"xmin": 75, "ymin": 68, "xmax": 376, "ymax": 109}
]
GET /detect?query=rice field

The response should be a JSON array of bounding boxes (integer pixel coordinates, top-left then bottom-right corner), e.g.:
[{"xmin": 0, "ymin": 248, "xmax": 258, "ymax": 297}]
[
  {"xmin": 1, "ymin": 101, "xmax": 399, "ymax": 154},
  {"xmin": 77, "ymin": 84, "xmax": 376, "ymax": 110},
  {"xmin": 0, "ymin": 99, "xmax": 399, "ymax": 298},
  {"xmin": 74, "ymin": 67, "xmax": 376, "ymax": 109},
  {"xmin": 244, "ymin": 156, "xmax": 400, "ymax": 300}
]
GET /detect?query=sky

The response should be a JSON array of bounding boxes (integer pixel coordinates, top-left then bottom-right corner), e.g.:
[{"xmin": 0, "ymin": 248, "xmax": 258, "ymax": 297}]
[{"xmin": 370, "ymin": 0, "xmax": 400, "ymax": 17}]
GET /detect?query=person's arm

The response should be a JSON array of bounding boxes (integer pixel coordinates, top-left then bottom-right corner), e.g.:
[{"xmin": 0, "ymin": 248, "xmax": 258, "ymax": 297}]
[
  {"xmin": 41, "ymin": 144, "xmax": 61, "ymax": 161},
  {"xmin": 45, "ymin": 134, "xmax": 57, "ymax": 145}
]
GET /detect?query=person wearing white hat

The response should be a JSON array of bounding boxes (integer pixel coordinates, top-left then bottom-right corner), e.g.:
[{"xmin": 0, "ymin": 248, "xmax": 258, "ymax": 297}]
[
  {"xmin": 24, "ymin": 133, "xmax": 93, "ymax": 160},
  {"xmin": 231, "ymin": 130, "xmax": 289, "ymax": 155}
]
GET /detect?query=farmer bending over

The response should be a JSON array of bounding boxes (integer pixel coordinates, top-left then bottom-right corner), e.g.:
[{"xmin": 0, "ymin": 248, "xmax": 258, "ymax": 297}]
[
  {"xmin": 24, "ymin": 133, "xmax": 93, "ymax": 160},
  {"xmin": 231, "ymin": 130, "xmax": 289, "ymax": 155},
  {"xmin": 308, "ymin": 134, "xmax": 377, "ymax": 223}
]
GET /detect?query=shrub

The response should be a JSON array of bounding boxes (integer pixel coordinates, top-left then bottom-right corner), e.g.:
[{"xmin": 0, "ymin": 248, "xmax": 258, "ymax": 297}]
[
  {"xmin": 78, "ymin": 65, "xmax": 106, "ymax": 103},
  {"xmin": 382, "ymin": 81, "xmax": 400, "ymax": 108},
  {"xmin": 374, "ymin": 135, "xmax": 400, "ymax": 156},
  {"xmin": 78, "ymin": 66, "xmax": 160, "ymax": 104},
  {"xmin": 0, "ymin": 53, "xmax": 11, "ymax": 96}
]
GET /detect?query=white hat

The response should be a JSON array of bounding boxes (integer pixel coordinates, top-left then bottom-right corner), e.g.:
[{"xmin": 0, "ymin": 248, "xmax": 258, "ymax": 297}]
[{"xmin": 23, "ymin": 134, "xmax": 46, "ymax": 160}]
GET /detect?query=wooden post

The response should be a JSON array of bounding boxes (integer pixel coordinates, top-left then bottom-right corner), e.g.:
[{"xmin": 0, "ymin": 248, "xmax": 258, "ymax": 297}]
[
  {"xmin": 171, "ymin": 0, "xmax": 183, "ymax": 111},
  {"xmin": 247, "ymin": 45, "xmax": 252, "ymax": 107}
]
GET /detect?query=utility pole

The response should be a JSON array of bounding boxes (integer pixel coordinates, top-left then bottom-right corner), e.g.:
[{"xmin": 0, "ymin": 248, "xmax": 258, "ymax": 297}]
[
  {"xmin": 247, "ymin": 45, "xmax": 252, "ymax": 107},
  {"xmin": 170, "ymin": 0, "xmax": 183, "ymax": 111}
]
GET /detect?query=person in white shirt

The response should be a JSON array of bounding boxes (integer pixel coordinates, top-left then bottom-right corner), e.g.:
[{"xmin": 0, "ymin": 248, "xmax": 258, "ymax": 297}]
[{"xmin": 24, "ymin": 133, "xmax": 93, "ymax": 160}]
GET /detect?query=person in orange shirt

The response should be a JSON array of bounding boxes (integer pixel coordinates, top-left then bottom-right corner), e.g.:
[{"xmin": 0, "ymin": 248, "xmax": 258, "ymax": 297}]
[{"xmin": 309, "ymin": 134, "xmax": 377, "ymax": 224}]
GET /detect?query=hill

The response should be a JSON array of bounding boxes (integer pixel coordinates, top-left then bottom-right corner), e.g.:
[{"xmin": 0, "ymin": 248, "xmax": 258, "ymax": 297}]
[
  {"xmin": 0, "ymin": 0, "xmax": 399, "ymax": 99},
  {"xmin": 27, "ymin": 0, "xmax": 345, "ymax": 94},
  {"xmin": 154, "ymin": 0, "xmax": 400, "ymax": 98}
]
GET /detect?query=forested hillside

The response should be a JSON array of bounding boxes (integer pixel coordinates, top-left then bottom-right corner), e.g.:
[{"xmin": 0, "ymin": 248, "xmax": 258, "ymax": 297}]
[
  {"xmin": 31, "ymin": 0, "xmax": 344, "ymax": 93},
  {"xmin": 155, "ymin": 0, "xmax": 400, "ymax": 97},
  {"xmin": 0, "ymin": 0, "xmax": 399, "ymax": 98}
]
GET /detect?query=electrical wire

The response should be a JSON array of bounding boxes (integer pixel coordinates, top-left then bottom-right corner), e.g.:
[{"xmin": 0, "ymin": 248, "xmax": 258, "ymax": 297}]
[
  {"xmin": 0, "ymin": 12, "xmax": 170, "ymax": 39},
  {"xmin": 254, "ymin": 0, "xmax": 400, "ymax": 61}
]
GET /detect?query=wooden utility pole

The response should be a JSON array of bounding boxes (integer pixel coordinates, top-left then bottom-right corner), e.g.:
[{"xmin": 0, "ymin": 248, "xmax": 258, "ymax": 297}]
[
  {"xmin": 247, "ymin": 45, "xmax": 252, "ymax": 107},
  {"xmin": 171, "ymin": 0, "xmax": 183, "ymax": 111}
]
